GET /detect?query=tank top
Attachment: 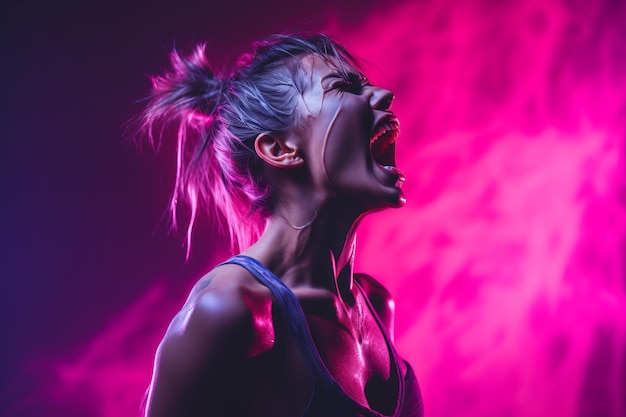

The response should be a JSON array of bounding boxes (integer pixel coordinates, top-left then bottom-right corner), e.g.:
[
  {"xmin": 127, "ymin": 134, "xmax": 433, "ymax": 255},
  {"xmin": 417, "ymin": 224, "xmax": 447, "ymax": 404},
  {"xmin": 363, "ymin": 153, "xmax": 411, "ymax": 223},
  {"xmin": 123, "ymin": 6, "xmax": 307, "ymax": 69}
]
[{"xmin": 219, "ymin": 255, "xmax": 424, "ymax": 417}]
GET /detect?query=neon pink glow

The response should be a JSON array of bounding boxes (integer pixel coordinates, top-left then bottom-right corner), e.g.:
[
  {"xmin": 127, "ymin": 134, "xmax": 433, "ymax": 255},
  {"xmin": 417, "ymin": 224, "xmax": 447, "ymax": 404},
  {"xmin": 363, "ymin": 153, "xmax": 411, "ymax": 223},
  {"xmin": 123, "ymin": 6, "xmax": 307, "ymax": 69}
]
[
  {"xmin": 347, "ymin": 1, "xmax": 626, "ymax": 416},
  {"xmin": 4, "ymin": 1, "xmax": 624, "ymax": 417},
  {"xmin": 4, "ymin": 284, "xmax": 176, "ymax": 417}
]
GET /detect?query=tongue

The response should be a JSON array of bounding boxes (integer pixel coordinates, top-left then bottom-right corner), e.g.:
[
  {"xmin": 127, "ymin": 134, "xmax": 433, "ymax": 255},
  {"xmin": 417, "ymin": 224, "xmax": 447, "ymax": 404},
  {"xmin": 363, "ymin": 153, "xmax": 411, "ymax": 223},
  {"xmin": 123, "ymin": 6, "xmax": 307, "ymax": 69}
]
[{"xmin": 383, "ymin": 165, "xmax": 404, "ymax": 181}]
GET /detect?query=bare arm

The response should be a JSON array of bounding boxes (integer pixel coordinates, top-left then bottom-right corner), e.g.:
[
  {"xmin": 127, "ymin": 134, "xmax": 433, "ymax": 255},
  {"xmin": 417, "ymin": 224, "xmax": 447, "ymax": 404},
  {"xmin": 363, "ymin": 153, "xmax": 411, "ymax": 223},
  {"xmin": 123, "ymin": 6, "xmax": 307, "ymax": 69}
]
[{"xmin": 145, "ymin": 286, "xmax": 254, "ymax": 417}]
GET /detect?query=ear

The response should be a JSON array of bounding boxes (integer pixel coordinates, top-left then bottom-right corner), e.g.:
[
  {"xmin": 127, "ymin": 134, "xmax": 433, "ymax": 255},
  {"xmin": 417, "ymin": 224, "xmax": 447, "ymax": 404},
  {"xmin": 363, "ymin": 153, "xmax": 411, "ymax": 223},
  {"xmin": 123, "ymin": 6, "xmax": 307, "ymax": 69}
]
[{"xmin": 254, "ymin": 132, "xmax": 304, "ymax": 168}]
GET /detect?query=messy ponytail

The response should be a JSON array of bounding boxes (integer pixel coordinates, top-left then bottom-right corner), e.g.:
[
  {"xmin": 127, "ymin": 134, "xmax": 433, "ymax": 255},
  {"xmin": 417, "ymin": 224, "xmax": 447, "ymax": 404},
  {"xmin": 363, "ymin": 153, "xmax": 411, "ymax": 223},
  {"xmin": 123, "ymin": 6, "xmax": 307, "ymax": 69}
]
[
  {"xmin": 137, "ymin": 33, "xmax": 363, "ymax": 255},
  {"xmin": 139, "ymin": 44, "xmax": 259, "ymax": 256}
]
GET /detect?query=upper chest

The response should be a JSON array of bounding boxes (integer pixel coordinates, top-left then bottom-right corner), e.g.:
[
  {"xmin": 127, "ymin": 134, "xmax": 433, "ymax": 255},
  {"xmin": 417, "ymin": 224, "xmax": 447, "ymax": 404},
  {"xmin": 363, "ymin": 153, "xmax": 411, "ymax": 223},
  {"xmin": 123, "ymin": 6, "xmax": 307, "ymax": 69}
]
[
  {"xmin": 276, "ymin": 287, "xmax": 397, "ymax": 410},
  {"xmin": 296, "ymin": 287, "xmax": 393, "ymax": 379},
  {"xmin": 235, "ymin": 278, "xmax": 401, "ymax": 416}
]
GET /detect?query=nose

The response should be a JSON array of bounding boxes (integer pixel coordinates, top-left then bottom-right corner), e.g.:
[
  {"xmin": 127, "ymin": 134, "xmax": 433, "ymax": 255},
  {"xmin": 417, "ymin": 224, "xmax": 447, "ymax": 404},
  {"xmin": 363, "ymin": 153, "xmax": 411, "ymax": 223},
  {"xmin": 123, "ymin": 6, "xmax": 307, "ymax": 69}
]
[{"xmin": 368, "ymin": 86, "xmax": 394, "ymax": 111}]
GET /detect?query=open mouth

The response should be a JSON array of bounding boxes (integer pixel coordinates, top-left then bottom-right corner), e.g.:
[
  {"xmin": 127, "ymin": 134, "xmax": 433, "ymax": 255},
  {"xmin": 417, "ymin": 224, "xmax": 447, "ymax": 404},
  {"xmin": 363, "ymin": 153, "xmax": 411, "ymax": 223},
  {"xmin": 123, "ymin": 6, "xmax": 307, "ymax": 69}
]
[{"xmin": 370, "ymin": 117, "xmax": 400, "ymax": 167}]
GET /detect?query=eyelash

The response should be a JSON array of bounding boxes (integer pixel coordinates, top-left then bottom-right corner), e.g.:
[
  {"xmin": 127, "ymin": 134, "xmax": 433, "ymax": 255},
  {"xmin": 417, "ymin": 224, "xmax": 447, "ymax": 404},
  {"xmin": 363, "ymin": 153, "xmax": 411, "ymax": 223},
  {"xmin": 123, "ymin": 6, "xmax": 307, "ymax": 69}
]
[{"xmin": 330, "ymin": 73, "xmax": 368, "ymax": 93}]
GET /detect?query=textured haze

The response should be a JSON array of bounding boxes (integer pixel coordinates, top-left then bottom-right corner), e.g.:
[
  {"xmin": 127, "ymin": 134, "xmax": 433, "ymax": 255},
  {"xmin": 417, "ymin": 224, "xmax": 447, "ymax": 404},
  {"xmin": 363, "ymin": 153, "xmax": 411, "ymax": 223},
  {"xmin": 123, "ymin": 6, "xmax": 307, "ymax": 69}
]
[{"xmin": 351, "ymin": 1, "xmax": 626, "ymax": 416}]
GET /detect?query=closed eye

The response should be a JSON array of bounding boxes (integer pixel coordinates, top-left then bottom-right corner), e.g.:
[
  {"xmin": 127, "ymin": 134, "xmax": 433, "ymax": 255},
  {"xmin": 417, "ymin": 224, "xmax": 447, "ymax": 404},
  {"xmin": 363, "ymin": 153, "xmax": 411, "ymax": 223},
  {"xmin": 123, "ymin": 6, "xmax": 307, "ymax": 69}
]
[{"xmin": 329, "ymin": 72, "xmax": 369, "ymax": 94}]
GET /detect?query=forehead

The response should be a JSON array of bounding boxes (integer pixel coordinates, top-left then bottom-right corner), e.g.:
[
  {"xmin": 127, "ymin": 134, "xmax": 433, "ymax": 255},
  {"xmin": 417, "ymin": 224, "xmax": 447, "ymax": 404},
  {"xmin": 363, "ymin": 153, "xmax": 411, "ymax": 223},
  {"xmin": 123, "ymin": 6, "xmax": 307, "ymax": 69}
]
[
  {"xmin": 299, "ymin": 54, "xmax": 335, "ymax": 76},
  {"xmin": 295, "ymin": 54, "xmax": 360, "ymax": 87},
  {"xmin": 293, "ymin": 55, "xmax": 345, "ymax": 119}
]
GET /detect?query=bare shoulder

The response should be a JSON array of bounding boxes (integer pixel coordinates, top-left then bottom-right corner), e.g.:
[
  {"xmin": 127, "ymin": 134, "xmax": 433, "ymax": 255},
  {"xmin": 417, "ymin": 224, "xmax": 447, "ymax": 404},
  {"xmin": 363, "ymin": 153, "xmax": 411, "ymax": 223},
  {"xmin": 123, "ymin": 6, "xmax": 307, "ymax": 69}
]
[
  {"xmin": 354, "ymin": 273, "xmax": 395, "ymax": 338},
  {"xmin": 354, "ymin": 273, "xmax": 395, "ymax": 313},
  {"xmin": 145, "ymin": 263, "xmax": 274, "ymax": 416},
  {"xmin": 164, "ymin": 263, "xmax": 275, "ymax": 361}
]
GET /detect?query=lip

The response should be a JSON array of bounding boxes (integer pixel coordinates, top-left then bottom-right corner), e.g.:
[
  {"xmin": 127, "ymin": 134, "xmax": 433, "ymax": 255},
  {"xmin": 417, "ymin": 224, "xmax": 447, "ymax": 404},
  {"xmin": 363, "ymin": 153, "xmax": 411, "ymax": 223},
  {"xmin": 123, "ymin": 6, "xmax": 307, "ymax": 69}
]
[
  {"xmin": 376, "ymin": 164, "xmax": 407, "ymax": 207},
  {"xmin": 382, "ymin": 165, "xmax": 406, "ymax": 182},
  {"xmin": 378, "ymin": 163, "xmax": 405, "ymax": 187}
]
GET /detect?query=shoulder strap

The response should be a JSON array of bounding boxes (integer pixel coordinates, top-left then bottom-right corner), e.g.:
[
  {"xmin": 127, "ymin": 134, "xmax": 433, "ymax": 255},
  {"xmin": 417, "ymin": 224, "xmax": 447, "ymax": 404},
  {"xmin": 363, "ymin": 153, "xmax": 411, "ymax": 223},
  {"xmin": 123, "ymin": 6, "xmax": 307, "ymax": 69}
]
[
  {"xmin": 398, "ymin": 361, "xmax": 424, "ymax": 417},
  {"xmin": 218, "ymin": 255, "xmax": 323, "ymax": 378}
]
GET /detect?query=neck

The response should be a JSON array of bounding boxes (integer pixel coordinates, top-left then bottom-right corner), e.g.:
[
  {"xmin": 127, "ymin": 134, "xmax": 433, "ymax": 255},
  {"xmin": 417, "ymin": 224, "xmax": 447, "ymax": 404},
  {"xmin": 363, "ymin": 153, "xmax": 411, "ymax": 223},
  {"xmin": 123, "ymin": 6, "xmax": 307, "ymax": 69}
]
[{"xmin": 243, "ymin": 199, "xmax": 364, "ymax": 293}]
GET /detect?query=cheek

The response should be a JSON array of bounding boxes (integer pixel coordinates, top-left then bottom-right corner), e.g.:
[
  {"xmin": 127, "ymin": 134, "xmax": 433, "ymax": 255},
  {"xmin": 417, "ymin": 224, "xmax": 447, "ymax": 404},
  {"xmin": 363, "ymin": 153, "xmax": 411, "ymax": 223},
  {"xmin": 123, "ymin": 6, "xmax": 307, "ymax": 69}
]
[{"xmin": 321, "ymin": 111, "xmax": 371, "ymax": 184}]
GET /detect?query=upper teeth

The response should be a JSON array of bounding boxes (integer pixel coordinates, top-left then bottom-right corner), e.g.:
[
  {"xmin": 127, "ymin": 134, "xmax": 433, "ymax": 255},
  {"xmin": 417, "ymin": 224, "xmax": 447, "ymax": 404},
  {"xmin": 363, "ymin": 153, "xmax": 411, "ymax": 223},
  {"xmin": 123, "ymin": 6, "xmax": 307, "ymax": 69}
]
[{"xmin": 371, "ymin": 120, "xmax": 400, "ymax": 144}]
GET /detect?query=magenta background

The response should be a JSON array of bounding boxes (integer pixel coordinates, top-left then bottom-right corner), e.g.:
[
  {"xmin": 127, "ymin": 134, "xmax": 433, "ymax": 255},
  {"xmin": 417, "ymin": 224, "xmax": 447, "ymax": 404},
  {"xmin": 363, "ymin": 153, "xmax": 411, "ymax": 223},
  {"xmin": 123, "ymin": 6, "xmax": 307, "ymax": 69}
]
[{"xmin": 1, "ymin": 1, "xmax": 625, "ymax": 416}]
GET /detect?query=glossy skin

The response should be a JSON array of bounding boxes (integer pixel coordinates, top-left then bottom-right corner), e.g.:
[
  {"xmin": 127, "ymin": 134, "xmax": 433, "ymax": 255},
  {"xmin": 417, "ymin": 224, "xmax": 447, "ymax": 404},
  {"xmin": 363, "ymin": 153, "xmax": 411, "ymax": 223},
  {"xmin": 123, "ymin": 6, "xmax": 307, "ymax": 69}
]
[
  {"xmin": 297, "ymin": 55, "xmax": 405, "ymax": 211},
  {"xmin": 145, "ymin": 55, "xmax": 406, "ymax": 417}
]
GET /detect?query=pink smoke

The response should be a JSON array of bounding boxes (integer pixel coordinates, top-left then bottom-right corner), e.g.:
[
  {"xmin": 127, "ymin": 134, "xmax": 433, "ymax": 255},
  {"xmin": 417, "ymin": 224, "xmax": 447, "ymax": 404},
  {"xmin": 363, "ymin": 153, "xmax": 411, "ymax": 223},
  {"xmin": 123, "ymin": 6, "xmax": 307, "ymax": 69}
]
[{"xmin": 347, "ymin": 1, "xmax": 626, "ymax": 416}]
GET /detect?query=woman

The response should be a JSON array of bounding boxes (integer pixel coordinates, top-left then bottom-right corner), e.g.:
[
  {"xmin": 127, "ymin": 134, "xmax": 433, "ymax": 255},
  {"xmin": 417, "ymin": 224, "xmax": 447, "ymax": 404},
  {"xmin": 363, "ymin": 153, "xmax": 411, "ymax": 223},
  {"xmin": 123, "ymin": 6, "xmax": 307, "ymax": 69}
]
[{"xmin": 139, "ymin": 33, "xmax": 424, "ymax": 417}]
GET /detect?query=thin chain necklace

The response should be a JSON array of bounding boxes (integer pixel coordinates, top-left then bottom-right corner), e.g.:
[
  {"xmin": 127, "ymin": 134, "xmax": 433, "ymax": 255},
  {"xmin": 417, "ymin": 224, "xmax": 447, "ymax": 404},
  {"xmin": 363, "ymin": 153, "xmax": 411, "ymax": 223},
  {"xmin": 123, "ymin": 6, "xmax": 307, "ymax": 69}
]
[{"xmin": 276, "ymin": 209, "xmax": 318, "ymax": 230}]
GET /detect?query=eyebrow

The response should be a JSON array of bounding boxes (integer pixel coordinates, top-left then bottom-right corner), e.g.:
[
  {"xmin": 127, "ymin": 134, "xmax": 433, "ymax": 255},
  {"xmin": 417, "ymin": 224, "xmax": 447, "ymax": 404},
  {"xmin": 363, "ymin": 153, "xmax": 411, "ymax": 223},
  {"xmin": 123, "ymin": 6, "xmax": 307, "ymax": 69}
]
[
  {"xmin": 320, "ymin": 71, "xmax": 344, "ymax": 82},
  {"xmin": 321, "ymin": 70, "xmax": 369, "ymax": 83}
]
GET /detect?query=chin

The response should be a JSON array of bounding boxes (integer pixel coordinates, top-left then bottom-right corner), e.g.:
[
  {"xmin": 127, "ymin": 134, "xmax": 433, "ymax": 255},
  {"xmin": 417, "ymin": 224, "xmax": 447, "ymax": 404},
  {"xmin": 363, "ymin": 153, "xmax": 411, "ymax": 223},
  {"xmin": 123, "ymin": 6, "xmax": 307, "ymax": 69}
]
[
  {"xmin": 390, "ymin": 193, "xmax": 407, "ymax": 208},
  {"xmin": 361, "ymin": 190, "xmax": 406, "ymax": 214},
  {"xmin": 379, "ymin": 181, "xmax": 407, "ymax": 208},
  {"xmin": 385, "ymin": 193, "xmax": 407, "ymax": 209}
]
